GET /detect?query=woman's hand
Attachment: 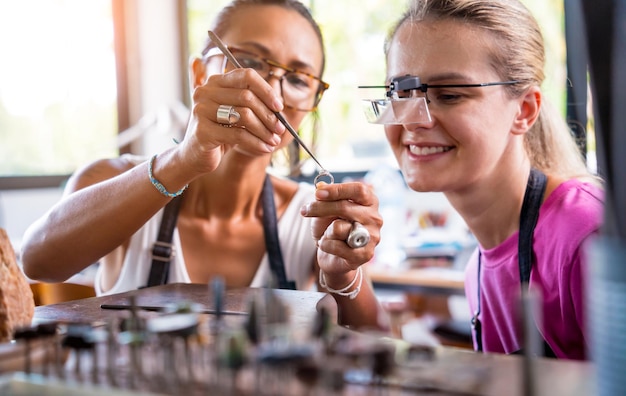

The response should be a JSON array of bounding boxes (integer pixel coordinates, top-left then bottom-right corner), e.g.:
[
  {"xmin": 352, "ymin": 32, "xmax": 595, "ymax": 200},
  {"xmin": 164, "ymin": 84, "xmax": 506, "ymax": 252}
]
[
  {"xmin": 177, "ymin": 68, "xmax": 287, "ymax": 176},
  {"xmin": 301, "ymin": 181, "xmax": 382, "ymax": 276},
  {"xmin": 301, "ymin": 181, "xmax": 387, "ymax": 330}
]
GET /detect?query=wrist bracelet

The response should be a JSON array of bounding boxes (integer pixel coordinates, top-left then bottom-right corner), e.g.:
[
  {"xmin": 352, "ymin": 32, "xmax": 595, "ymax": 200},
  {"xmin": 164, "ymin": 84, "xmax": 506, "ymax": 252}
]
[
  {"xmin": 148, "ymin": 154, "xmax": 188, "ymax": 198},
  {"xmin": 319, "ymin": 266, "xmax": 363, "ymax": 300}
]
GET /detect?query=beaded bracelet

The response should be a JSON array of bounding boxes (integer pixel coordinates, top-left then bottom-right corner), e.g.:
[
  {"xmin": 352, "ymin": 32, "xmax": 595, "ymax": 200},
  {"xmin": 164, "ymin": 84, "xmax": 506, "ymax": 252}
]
[
  {"xmin": 148, "ymin": 154, "xmax": 188, "ymax": 198},
  {"xmin": 319, "ymin": 266, "xmax": 363, "ymax": 300}
]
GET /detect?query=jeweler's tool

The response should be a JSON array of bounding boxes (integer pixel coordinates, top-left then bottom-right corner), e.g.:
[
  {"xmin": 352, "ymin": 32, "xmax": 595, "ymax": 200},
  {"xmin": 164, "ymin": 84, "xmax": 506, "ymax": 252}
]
[
  {"xmin": 208, "ymin": 30, "xmax": 333, "ymax": 185},
  {"xmin": 209, "ymin": 31, "xmax": 373, "ymax": 248}
]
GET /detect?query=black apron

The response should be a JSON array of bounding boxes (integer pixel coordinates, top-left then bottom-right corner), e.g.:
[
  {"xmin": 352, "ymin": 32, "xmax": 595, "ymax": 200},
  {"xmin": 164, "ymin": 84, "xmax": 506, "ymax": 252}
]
[{"xmin": 145, "ymin": 174, "xmax": 295, "ymax": 290}]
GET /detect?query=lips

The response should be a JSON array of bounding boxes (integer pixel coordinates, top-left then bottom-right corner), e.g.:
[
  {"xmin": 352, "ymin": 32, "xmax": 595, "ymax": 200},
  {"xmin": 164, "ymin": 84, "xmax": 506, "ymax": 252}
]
[{"xmin": 408, "ymin": 145, "xmax": 453, "ymax": 156}]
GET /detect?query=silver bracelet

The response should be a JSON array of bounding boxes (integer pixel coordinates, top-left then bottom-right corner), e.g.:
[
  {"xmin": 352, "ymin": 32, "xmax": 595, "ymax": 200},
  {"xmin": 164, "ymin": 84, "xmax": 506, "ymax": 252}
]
[{"xmin": 319, "ymin": 266, "xmax": 363, "ymax": 300}]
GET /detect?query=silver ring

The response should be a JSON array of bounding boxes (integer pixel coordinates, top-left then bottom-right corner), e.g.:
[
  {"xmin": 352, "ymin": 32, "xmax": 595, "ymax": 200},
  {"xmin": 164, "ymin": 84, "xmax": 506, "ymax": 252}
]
[
  {"xmin": 314, "ymin": 169, "xmax": 334, "ymax": 185},
  {"xmin": 216, "ymin": 105, "xmax": 241, "ymax": 125},
  {"xmin": 346, "ymin": 222, "xmax": 370, "ymax": 249}
]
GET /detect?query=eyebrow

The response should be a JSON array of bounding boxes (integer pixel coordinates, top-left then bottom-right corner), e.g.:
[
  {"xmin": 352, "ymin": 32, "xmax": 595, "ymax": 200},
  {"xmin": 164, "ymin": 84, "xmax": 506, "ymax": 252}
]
[
  {"xmin": 387, "ymin": 72, "xmax": 473, "ymax": 84},
  {"xmin": 237, "ymin": 41, "xmax": 317, "ymax": 73}
]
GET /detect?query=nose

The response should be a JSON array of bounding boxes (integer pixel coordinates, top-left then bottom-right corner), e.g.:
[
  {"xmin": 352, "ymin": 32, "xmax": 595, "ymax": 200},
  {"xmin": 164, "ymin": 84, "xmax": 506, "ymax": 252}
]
[
  {"xmin": 402, "ymin": 98, "xmax": 434, "ymax": 130},
  {"xmin": 402, "ymin": 116, "xmax": 435, "ymax": 132}
]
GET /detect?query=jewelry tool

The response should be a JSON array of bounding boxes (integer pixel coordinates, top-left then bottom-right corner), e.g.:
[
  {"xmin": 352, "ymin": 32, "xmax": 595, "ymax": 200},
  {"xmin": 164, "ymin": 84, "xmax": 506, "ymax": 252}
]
[
  {"xmin": 208, "ymin": 30, "xmax": 333, "ymax": 186},
  {"xmin": 208, "ymin": 31, "xmax": 369, "ymax": 248},
  {"xmin": 100, "ymin": 303, "xmax": 247, "ymax": 316}
]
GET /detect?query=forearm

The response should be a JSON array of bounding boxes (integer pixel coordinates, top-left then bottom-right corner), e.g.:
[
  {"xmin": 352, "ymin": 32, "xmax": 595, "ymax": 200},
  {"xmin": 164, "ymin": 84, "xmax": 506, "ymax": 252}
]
[{"xmin": 21, "ymin": 151, "xmax": 192, "ymax": 281}]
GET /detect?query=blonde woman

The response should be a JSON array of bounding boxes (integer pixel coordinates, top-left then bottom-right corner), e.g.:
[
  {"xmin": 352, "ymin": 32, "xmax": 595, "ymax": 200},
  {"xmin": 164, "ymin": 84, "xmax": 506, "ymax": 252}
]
[{"xmin": 377, "ymin": 0, "xmax": 603, "ymax": 359}]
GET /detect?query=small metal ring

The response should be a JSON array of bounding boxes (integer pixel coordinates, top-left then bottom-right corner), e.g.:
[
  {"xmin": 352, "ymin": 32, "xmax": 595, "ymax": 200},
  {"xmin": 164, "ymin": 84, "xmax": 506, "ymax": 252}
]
[
  {"xmin": 216, "ymin": 105, "xmax": 241, "ymax": 125},
  {"xmin": 346, "ymin": 222, "xmax": 370, "ymax": 249},
  {"xmin": 314, "ymin": 169, "xmax": 334, "ymax": 185}
]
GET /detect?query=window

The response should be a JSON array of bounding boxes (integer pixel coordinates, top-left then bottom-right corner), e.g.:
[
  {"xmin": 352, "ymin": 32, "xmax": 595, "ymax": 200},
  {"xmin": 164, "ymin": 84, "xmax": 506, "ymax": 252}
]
[
  {"xmin": 0, "ymin": 0, "xmax": 118, "ymax": 182},
  {"xmin": 0, "ymin": 0, "xmax": 571, "ymax": 183}
]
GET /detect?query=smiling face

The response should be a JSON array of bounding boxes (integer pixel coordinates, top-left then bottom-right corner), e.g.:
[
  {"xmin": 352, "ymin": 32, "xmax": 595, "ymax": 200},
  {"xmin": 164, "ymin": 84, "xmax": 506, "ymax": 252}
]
[{"xmin": 385, "ymin": 19, "xmax": 531, "ymax": 193}]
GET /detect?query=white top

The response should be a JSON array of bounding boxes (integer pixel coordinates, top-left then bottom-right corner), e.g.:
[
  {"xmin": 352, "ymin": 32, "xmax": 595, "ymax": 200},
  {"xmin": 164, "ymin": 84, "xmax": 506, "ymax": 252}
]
[{"xmin": 95, "ymin": 180, "xmax": 317, "ymax": 295}]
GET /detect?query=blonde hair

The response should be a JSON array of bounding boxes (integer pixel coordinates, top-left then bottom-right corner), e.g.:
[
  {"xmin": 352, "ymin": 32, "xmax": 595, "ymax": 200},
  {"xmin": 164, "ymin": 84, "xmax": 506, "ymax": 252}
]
[{"xmin": 386, "ymin": 0, "xmax": 600, "ymax": 184}]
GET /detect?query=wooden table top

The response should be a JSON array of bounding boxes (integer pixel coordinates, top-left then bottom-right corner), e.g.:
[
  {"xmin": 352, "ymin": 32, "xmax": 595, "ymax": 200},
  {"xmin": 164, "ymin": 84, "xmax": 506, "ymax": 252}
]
[
  {"xmin": 33, "ymin": 283, "xmax": 335, "ymax": 333},
  {"xmin": 366, "ymin": 264, "xmax": 466, "ymax": 295},
  {"xmin": 25, "ymin": 283, "xmax": 595, "ymax": 396}
]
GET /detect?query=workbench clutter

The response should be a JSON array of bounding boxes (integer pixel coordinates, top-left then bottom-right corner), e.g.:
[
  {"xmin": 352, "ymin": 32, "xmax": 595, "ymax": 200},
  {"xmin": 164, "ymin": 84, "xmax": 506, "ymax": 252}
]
[{"xmin": 0, "ymin": 283, "xmax": 491, "ymax": 395}]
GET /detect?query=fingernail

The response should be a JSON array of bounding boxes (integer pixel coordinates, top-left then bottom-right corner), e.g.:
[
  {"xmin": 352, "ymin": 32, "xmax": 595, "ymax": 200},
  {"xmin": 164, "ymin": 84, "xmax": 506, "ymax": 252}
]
[
  {"xmin": 273, "ymin": 98, "xmax": 284, "ymax": 112},
  {"xmin": 271, "ymin": 133, "xmax": 281, "ymax": 145},
  {"xmin": 316, "ymin": 189, "xmax": 329, "ymax": 199},
  {"xmin": 275, "ymin": 120, "xmax": 285, "ymax": 134},
  {"xmin": 300, "ymin": 203, "xmax": 310, "ymax": 215},
  {"xmin": 264, "ymin": 144, "xmax": 276, "ymax": 152}
]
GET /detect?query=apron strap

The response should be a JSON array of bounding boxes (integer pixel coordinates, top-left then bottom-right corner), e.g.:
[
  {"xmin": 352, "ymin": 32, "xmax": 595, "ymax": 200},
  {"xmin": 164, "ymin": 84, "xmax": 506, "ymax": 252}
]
[
  {"xmin": 145, "ymin": 195, "xmax": 183, "ymax": 287},
  {"xmin": 261, "ymin": 174, "xmax": 296, "ymax": 290},
  {"xmin": 474, "ymin": 168, "xmax": 556, "ymax": 358},
  {"xmin": 518, "ymin": 168, "xmax": 547, "ymax": 286},
  {"xmin": 145, "ymin": 174, "xmax": 294, "ymax": 290}
]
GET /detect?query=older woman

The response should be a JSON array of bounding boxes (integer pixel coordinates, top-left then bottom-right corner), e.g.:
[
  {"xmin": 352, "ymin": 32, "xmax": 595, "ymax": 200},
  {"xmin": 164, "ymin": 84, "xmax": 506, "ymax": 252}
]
[{"xmin": 22, "ymin": 0, "xmax": 383, "ymax": 329}]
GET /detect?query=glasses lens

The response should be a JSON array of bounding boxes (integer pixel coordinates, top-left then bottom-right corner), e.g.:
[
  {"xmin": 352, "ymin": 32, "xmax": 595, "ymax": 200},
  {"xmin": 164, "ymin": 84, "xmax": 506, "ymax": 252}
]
[
  {"xmin": 228, "ymin": 53, "xmax": 268, "ymax": 75},
  {"xmin": 224, "ymin": 50, "xmax": 324, "ymax": 111},
  {"xmin": 362, "ymin": 97, "xmax": 432, "ymax": 125},
  {"xmin": 282, "ymin": 71, "xmax": 322, "ymax": 110}
]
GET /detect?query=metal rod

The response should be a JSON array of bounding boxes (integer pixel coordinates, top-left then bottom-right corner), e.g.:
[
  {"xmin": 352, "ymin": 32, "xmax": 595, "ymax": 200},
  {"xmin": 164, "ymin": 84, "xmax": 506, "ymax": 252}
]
[
  {"xmin": 207, "ymin": 30, "xmax": 327, "ymax": 172},
  {"xmin": 100, "ymin": 303, "xmax": 247, "ymax": 316}
]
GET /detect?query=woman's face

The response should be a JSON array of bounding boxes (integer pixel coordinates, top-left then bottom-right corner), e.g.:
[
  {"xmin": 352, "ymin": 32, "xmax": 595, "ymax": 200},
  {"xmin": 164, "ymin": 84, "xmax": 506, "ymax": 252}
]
[
  {"xmin": 385, "ymin": 19, "xmax": 527, "ymax": 193},
  {"xmin": 209, "ymin": 5, "xmax": 324, "ymax": 148}
]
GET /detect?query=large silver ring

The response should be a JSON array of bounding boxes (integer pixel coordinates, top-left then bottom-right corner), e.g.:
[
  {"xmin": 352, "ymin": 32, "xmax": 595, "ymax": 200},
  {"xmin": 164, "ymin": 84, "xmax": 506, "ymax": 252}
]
[
  {"xmin": 216, "ymin": 105, "xmax": 240, "ymax": 125},
  {"xmin": 346, "ymin": 222, "xmax": 370, "ymax": 249}
]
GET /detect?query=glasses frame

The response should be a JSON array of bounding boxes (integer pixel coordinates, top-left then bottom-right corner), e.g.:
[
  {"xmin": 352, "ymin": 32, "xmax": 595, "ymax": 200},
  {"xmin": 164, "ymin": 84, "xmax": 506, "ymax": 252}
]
[
  {"xmin": 358, "ymin": 75, "xmax": 520, "ymax": 125},
  {"xmin": 359, "ymin": 75, "xmax": 519, "ymax": 103},
  {"xmin": 204, "ymin": 46, "xmax": 329, "ymax": 112}
]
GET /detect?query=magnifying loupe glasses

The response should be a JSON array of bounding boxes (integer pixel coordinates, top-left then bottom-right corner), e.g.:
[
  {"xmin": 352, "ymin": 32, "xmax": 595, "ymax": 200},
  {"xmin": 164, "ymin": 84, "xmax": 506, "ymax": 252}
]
[
  {"xmin": 359, "ymin": 75, "xmax": 519, "ymax": 125},
  {"xmin": 359, "ymin": 75, "xmax": 432, "ymax": 125},
  {"xmin": 362, "ymin": 96, "xmax": 432, "ymax": 125}
]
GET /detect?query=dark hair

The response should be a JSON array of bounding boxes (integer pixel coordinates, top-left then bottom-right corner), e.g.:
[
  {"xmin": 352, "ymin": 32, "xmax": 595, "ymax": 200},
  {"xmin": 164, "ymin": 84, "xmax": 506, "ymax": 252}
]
[
  {"xmin": 201, "ymin": 0, "xmax": 326, "ymax": 176},
  {"xmin": 201, "ymin": 0, "xmax": 326, "ymax": 76}
]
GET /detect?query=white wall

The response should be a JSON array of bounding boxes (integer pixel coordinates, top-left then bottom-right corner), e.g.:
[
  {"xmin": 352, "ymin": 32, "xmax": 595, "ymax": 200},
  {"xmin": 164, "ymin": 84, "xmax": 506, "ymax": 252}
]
[
  {"xmin": 0, "ymin": 0, "xmax": 185, "ymax": 253},
  {"xmin": 0, "ymin": 188, "xmax": 63, "ymax": 252},
  {"xmin": 124, "ymin": 0, "xmax": 188, "ymax": 156}
]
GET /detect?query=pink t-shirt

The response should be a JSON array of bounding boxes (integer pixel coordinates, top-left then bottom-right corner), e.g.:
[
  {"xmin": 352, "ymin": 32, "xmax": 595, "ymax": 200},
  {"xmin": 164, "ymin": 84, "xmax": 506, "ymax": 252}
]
[{"xmin": 464, "ymin": 179, "xmax": 603, "ymax": 360}]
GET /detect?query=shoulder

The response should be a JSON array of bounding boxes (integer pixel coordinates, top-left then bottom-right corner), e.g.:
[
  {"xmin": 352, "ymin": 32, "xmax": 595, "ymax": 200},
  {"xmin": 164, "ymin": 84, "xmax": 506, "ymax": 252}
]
[
  {"xmin": 270, "ymin": 175, "xmax": 315, "ymax": 207},
  {"xmin": 542, "ymin": 178, "xmax": 603, "ymax": 222},
  {"xmin": 535, "ymin": 178, "xmax": 603, "ymax": 261},
  {"xmin": 65, "ymin": 154, "xmax": 147, "ymax": 193}
]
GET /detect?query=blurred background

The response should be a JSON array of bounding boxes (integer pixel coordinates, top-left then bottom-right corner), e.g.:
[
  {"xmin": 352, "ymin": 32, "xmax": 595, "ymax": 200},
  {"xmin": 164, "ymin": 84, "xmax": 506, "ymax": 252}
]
[
  {"xmin": 0, "ymin": 0, "xmax": 611, "ymax": 357},
  {"xmin": 0, "ymin": 0, "xmax": 585, "ymax": 250},
  {"xmin": 2, "ymin": 2, "xmax": 624, "ymax": 391}
]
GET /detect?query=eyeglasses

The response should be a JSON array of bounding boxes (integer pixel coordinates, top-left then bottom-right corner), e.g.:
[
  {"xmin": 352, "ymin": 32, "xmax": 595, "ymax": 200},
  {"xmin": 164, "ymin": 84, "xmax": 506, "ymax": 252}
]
[
  {"xmin": 359, "ymin": 75, "xmax": 519, "ymax": 124},
  {"xmin": 204, "ymin": 46, "xmax": 329, "ymax": 112}
]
